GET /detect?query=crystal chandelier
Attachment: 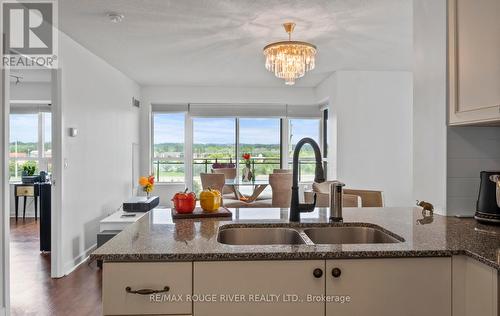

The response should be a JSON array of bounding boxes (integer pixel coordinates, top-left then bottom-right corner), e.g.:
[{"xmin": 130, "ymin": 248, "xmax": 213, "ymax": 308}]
[{"xmin": 263, "ymin": 22, "xmax": 317, "ymax": 85}]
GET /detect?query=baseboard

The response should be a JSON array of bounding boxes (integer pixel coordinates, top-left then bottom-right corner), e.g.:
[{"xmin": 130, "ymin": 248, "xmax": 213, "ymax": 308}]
[
  {"xmin": 9, "ymin": 214, "xmax": 37, "ymax": 218},
  {"xmin": 62, "ymin": 243, "xmax": 96, "ymax": 276}
]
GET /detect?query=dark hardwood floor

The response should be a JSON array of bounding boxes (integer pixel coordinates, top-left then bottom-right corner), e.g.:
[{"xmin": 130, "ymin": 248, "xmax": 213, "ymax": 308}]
[{"xmin": 10, "ymin": 218, "xmax": 102, "ymax": 316}]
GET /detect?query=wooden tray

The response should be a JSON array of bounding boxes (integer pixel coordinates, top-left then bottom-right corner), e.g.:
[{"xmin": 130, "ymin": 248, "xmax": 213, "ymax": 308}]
[{"xmin": 171, "ymin": 207, "xmax": 232, "ymax": 219}]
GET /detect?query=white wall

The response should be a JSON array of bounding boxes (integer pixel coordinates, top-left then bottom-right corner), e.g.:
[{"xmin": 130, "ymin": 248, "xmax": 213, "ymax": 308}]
[
  {"xmin": 413, "ymin": 0, "xmax": 448, "ymax": 214},
  {"xmin": 315, "ymin": 71, "xmax": 414, "ymax": 207},
  {"xmin": 58, "ymin": 32, "xmax": 141, "ymax": 275},
  {"xmin": 10, "ymin": 82, "xmax": 51, "ymax": 101},
  {"xmin": 447, "ymin": 127, "xmax": 500, "ymax": 216},
  {"xmin": 140, "ymin": 85, "xmax": 317, "ymax": 206}
]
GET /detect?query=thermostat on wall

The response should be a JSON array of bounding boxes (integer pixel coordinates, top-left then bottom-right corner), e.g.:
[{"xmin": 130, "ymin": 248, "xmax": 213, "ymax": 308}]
[{"xmin": 69, "ymin": 128, "xmax": 78, "ymax": 137}]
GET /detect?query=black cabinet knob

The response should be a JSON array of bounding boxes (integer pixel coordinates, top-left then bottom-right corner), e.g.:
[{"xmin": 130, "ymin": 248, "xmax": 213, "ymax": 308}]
[
  {"xmin": 332, "ymin": 267, "xmax": 341, "ymax": 278},
  {"xmin": 313, "ymin": 268, "xmax": 323, "ymax": 278}
]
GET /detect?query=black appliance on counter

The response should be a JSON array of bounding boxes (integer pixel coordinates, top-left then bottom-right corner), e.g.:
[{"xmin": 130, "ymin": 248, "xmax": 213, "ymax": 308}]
[
  {"xmin": 475, "ymin": 171, "xmax": 500, "ymax": 224},
  {"xmin": 123, "ymin": 196, "xmax": 159, "ymax": 212}
]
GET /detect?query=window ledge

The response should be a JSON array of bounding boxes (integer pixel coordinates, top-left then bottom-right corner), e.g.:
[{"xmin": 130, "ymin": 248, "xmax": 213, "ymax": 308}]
[{"xmin": 155, "ymin": 182, "xmax": 186, "ymax": 186}]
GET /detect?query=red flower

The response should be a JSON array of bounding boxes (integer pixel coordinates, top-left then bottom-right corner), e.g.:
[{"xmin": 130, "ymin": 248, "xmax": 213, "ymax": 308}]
[
  {"xmin": 148, "ymin": 175, "xmax": 155, "ymax": 185},
  {"xmin": 242, "ymin": 153, "xmax": 251, "ymax": 160}
]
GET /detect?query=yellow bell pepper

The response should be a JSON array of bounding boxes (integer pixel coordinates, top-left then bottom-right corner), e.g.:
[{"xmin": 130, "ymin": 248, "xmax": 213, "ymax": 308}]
[{"xmin": 199, "ymin": 188, "xmax": 221, "ymax": 212}]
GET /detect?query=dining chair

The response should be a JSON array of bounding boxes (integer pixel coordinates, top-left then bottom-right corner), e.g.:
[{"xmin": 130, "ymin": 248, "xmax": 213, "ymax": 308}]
[
  {"xmin": 200, "ymin": 173, "xmax": 241, "ymax": 207},
  {"xmin": 211, "ymin": 167, "xmax": 237, "ymax": 194},
  {"xmin": 305, "ymin": 181, "xmax": 384, "ymax": 207},
  {"xmin": 304, "ymin": 191, "xmax": 361, "ymax": 208},
  {"xmin": 272, "ymin": 169, "xmax": 291, "ymax": 174},
  {"xmin": 200, "ymin": 173, "xmax": 225, "ymax": 193},
  {"xmin": 252, "ymin": 172, "xmax": 293, "ymax": 208},
  {"xmin": 269, "ymin": 173, "xmax": 293, "ymax": 207},
  {"xmin": 344, "ymin": 189, "xmax": 384, "ymax": 207}
]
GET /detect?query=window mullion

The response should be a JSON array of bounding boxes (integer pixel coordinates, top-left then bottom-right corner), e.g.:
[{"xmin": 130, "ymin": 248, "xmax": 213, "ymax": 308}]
[
  {"xmin": 235, "ymin": 118, "xmax": 239, "ymax": 179},
  {"xmin": 185, "ymin": 114, "xmax": 193, "ymax": 189},
  {"xmin": 282, "ymin": 118, "xmax": 289, "ymax": 170},
  {"xmin": 38, "ymin": 112, "xmax": 44, "ymax": 171}
]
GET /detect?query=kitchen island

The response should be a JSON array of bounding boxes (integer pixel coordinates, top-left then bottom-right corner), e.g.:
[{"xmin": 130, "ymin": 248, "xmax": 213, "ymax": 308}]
[{"xmin": 92, "ymin": 207, "xmax": 499, "ymax": 316}]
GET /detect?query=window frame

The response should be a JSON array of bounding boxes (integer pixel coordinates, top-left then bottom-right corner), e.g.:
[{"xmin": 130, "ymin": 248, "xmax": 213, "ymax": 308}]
[{"xmin": 150, "ymin": 105, "xmax": 328, "ymax": 185}]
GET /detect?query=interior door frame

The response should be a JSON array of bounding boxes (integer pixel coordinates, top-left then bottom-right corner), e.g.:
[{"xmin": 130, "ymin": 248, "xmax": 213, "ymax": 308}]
[
  {"xmin": 50, "ymin": 69, "xmax": 63, "ymax": 278},
  {"xmin": 1, "ymin": 67, "xmax": 11, "ymax": 316},
  {"xmin": 0, "ymin": 68, "xmax": 64, "ymax": 316}
]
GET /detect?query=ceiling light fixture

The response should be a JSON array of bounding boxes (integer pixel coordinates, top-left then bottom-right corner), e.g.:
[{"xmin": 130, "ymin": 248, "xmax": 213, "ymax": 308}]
[
  {"xmin": 107, "ymin": 12, "xmax": 124, "ymax": 23},
  {"xmin": 9, "ymin": 74, "xmax": 22, "ymax": 85},
  {"xmin": 263, "ymin": 22, "xmax": 317, "ymax": 85}
]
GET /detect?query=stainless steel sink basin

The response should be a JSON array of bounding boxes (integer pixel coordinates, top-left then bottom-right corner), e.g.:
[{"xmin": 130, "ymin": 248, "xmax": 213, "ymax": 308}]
[
  {"xmin": 218, "ymin": 227, "xmax": 306, "ymax": 245},
  {"xmin": 303, "ymin": 226, "xmax": 401, "ymax": 244}
]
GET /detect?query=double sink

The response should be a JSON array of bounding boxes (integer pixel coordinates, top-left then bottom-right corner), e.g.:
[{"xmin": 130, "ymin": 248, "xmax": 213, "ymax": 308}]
[{"xmin": 217, "ymin": 224, "xmax": 404, "ymax": 246}]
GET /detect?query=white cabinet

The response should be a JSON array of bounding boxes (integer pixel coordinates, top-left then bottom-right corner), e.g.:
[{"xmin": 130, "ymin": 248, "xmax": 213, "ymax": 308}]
[
  {"xmin": 101, "ymin": 257, "xmax": 498, "ymax": 316},
  {"xmin": 452, "ymin": 256, "xmax": 498, "ymax": 316},
  {"xmin": 102, "ymin": 262, "xmax": 192, "ymax": 316},
  {"xmin": 194, "ymin": 260, "xmax": 325, "ymax": 316},
  {"xmin": 448, "ymin": 0, "xmax": 500, "ymax": 125},
  {"xmin": 325, "ymin": 258, "xmax": 452, "ymax": 316}
]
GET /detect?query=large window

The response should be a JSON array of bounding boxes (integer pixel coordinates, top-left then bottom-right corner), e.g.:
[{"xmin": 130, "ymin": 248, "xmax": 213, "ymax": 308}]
[
  {"xmin": 9, "ymin": 112, "xmax": 52, "ymax": 182},
  {"xmin": 151, "ymin": 108, "xmax": 327, "ymax": 187},
  {"xmin": 152, "ymin": 112, "xmax": 185, "ymax": 183},
  {"xmin": 288, "ymin": 118, "xmax": 321, "ymax": 182},
  {"xmin": 239, "ymin": 118, "xmax": 281, "ymax": 181}
]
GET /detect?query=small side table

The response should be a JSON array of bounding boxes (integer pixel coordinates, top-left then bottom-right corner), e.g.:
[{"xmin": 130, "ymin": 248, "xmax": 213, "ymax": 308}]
[{"xmin": 14, "ymin": 184, "xmax": 39, "ymax": 221}]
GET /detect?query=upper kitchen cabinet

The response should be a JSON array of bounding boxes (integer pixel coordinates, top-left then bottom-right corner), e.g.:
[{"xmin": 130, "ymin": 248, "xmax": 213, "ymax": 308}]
[{"xmin": 448, "ymin": 0, "xmax": 500, "ymax": 125}]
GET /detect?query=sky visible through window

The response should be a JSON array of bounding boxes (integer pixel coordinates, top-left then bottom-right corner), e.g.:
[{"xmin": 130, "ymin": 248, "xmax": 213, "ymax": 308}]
[
  {"xmin": 193, "ymin": 118, "xmax": 235, "ymax": 144},
  {"xmin": 10, "ymin": 114, "xmax": 38, "ymax": 143},
  {"xmin": 154, "ymin": 115, "xmax": 319, "ymax": 145},
  {"xmin": 153, "ymin": 115, "xmax": 321, "ymax": 183},
  {"xmin": 153, "ymin": 112, "xmax": 184, "ymax": 145}
]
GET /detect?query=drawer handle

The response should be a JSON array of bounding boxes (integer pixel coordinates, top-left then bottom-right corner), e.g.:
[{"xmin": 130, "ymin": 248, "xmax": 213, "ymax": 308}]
[{"xmin": 125, "ymin": 286, "xmax": 170, "ymax": 295}]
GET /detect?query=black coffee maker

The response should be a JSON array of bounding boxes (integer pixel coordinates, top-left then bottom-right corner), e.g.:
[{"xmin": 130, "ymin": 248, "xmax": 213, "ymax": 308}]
[{"xmin": 475, "ymin": 171, "xmax": 500, "ymax": 224}]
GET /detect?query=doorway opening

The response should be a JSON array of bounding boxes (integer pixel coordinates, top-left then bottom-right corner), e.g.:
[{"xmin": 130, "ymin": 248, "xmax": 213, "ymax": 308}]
[{"xmin": 8, "ymin": 69, "xmax": 53, "ymax": 314}]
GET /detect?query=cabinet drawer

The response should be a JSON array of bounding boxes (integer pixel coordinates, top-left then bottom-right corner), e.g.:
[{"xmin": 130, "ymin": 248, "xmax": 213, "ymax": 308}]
[
  {"xmin": 16, "ymin": 186, "xmax": 34, "ymax": 196},
  {"xmin": 103, "ymin": 262, "xmax": 192, "ymax": 316}
]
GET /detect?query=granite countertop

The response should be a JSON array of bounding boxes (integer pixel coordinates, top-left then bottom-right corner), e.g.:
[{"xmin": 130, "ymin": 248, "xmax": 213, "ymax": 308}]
[{"xmin": 91, "ymin": 207, "xmax": 500, "ymax": 270}]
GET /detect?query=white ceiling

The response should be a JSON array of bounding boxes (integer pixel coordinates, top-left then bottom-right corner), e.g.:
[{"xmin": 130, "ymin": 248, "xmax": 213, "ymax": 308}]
[
  {"xmin": 9, "ymin": 69, "xmax": 51, "ymax": 83},
  {"xmin": 59, "ymin": 0, "xmax": 412, "ymax": 88}
]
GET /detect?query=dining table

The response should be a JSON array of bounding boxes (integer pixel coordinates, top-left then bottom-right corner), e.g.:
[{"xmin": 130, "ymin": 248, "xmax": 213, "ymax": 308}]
[{"xmin": 224, "ymin": 179, "xmax": 269, "ymax": 203}]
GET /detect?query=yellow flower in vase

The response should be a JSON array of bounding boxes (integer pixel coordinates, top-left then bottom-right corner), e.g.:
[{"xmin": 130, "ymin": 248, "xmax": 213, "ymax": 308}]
[{"xmin": 139, "ymin": 175, "xmax": 155, "ymax": 198}]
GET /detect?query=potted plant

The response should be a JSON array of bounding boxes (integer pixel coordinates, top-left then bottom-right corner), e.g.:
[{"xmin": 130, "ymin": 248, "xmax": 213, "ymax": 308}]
[{"xmin": 21, "ymin": 161, "xmax": 37, "ymax": 176}]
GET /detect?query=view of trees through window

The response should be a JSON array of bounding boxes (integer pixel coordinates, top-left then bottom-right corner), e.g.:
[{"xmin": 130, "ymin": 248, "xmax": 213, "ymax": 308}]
[
  {"xmin": 9, "ymin": 112, "xmax": 52, "ymax": 181},
  {"xmin": 239, "ymin": 118, "xmax": 280, "ymax": 182},
  {"xmin": 289, "ymin": 119, "xmax": 321, "ymax": 182},
  {"xmin": 152, "ymin": 112, "xmax": 185, "ymax": 183},
  {"xmin": 192, "ymin": 118, "xmax": 235, "ymax": 192},
  {"xmin": 152, "ymin": 114, "xmax": 322, "ymax": 188}
]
